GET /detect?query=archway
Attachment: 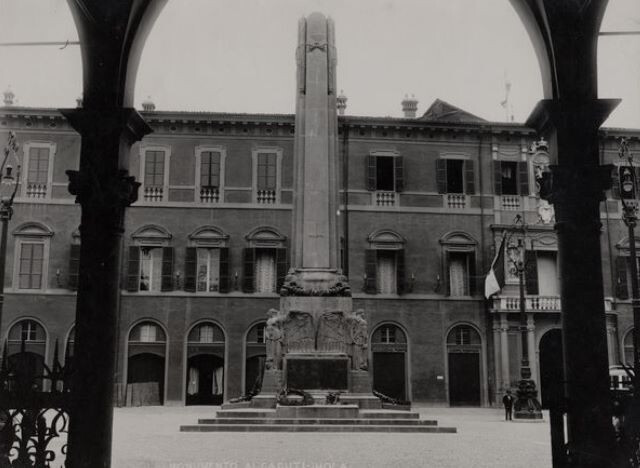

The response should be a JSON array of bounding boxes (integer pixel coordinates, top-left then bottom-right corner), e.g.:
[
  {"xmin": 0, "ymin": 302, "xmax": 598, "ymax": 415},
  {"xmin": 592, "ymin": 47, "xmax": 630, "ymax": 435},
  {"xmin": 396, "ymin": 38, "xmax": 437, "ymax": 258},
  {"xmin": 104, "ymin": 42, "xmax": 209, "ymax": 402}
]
[
  {"xmin": 371, "ymin": 323, "xmax": 408, "ymax": 401},
  {"xmin": 245, "ymin": 322, "xmax": 266, "ymax": 395},
  {"xmin": 446, "ymin": 324, "xmax": 482, "ymax": 406},
  {"xmin": 539, "ymin": 328, "xmax": 564, "ymax": 409},
  {"xmin": 6, "ymin": 319, "xmax": 47, "ymax": 391},
  {"xmin": 127, "ymin": 321, "xmax": 166, "ymax": 405},
  {"xmin": 186, "ymin": 322, "xmax": 226, "ymax": 405}
]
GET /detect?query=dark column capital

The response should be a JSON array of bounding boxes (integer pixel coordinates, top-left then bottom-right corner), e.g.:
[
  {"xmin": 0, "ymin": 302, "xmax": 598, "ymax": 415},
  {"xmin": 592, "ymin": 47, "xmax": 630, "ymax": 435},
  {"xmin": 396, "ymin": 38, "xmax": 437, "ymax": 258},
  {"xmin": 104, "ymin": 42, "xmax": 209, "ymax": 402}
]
[
  {"xmin": 526, "ymin": 99, "xmax": 620, "ymax": 136},
  {"xmin": 60, "ymin": 107, "xmax": 152, "ymax": 145}
]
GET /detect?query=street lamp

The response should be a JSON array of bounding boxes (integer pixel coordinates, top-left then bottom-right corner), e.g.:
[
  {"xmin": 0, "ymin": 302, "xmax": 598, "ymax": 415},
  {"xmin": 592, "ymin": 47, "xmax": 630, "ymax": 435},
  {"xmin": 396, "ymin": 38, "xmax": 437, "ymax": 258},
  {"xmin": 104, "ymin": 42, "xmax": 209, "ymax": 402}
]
[
  {"xmin": 618, "ymin": 137, "xmax": 640, "ymax": 395},
  {"xmin": 0, "ymin": 131, "xmax": 21, "ymax": 336},
  {"xmin": 506, "ymin": 215, "xmax": 543, "ymax": 420}
]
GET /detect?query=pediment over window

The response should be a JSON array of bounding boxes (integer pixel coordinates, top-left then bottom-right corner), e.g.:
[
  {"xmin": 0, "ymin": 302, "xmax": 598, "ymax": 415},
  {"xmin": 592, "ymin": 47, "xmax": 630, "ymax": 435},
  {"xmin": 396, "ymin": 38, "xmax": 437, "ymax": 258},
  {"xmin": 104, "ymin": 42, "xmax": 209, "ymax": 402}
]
[
  {"xmin": 367, "ymin": 229, "xmax": 405, "ymax": 249},
  {"xmin": 188, "ymin": 226, "xmax": 229, "ymax": 247},
  {"xmin": 245, "ymin": 226, "xmax": 286, "ymax": 248},
  {"xmin": 131, "ymin": 224, "xmax": 172, "ymax": 245},
  {"xmin": 13, "ymin": 222, "xmax": 54, "ymax": 237},
  {"xmin": 439, "ymin": 231, "xmax": 476, "ymax": 246}
]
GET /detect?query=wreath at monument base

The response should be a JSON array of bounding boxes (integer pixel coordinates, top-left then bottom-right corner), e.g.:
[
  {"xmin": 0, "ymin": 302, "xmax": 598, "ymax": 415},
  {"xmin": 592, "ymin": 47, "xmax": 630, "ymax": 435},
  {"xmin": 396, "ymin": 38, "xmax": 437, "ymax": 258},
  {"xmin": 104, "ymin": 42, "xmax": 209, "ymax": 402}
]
[
  {"xmin": 277, "ymin": 388, "xmax": 315, "ymax": 406},
  {"xmin": 373, "ymin": 389, "xmax": 411, "ymax": 407}
]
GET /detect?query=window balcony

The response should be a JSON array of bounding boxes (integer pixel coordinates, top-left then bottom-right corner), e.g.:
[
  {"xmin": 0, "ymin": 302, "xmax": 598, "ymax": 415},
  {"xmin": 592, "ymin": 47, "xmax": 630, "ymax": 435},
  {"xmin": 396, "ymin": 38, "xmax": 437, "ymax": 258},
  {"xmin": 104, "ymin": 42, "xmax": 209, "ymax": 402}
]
[
  {"xmin": 446, "ymin": 193, "xmax": 467, "ymax": 209},
  {"xmin": 375, "ymin": 191, "xmax": 396, "ymax": 207},
  {"xmin": 256, "ymin": 189, "xmax": 277, "ymax": 204},
  {"xmin": 493, "ymin": 295, "xmax": 561, "ymax": 313},
  {"xmin": 143, "ymin": 186, "xmax": 164, "ymax": 202},
  {"xmin": 26, "ymin": 183, "xmax": 48, "ymax": 199},
  {"xmin": 199, "ymin": 187, "xmax": 220, "ymax": 203},
  {"xmin": 501, "ymin": 195, "xmax": 521, "ymax": 211}
]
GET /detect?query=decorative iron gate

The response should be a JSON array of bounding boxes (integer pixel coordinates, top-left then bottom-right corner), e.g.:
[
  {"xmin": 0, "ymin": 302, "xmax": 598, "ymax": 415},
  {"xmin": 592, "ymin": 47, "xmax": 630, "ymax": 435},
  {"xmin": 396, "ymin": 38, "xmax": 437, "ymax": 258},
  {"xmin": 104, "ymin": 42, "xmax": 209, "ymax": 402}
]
[{"xmin": 0, "ymin": 340, "xmax": 70, "ymax": 467}]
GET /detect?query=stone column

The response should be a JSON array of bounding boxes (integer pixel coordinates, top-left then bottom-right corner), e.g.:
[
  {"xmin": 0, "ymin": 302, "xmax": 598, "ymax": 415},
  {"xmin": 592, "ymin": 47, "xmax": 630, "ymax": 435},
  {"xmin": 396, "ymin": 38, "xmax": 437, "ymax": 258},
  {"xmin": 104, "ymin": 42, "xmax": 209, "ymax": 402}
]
[
  {"xmin": 500, "ymin": 313, "xmax": 510, "ymax": 389},
  {"xmin": 61, "ymin": 109, "xmax": 151, "ymax": 467},
  {"xmin": 527, "ymin": 313, "xmax": 537, "ymax": 385},
  {"xmin": 528, "ymin": 98, "xmax": 618, "ymax": 466},
  {"xmin": 492, "ymin": 318, "xmax": 502, "ymax": 397},
  {"xmin": 606, "ymin": 315, "xmax": 618, "ymax": 366}
]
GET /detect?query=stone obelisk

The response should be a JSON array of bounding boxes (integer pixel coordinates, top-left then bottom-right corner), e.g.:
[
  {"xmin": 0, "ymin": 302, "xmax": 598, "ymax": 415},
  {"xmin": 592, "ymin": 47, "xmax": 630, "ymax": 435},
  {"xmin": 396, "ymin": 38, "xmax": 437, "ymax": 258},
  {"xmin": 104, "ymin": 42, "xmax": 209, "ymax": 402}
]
[{"xmin": 260, "ymin": 13, "xmax": 370, "ymax": 401}]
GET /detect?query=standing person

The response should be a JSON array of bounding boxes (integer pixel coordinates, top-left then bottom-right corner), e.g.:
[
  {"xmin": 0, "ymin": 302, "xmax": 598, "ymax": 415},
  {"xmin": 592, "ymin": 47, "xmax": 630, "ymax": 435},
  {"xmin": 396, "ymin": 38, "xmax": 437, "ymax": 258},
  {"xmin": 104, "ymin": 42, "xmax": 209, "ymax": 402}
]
[{"xmin": 503, "ymin": 390, "xmax": 514, "ymax": 421}]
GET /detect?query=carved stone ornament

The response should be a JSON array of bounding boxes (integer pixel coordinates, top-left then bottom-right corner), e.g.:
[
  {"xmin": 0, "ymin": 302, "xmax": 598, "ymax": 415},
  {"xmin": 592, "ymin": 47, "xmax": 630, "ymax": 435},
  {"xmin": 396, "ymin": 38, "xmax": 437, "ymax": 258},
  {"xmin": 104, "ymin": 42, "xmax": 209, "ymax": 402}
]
[
  {"xmin": 280, "ymin": 273, "xmax": 351, "ymax": 297},
  {"xmin": 265, "ymin": 308, "xmax": 284, "ymax": 370},
  {"xmin": 283, "ymin": 311, "xmax": 315, "ymax": 353},
  {"xmin": 317, "ymin": 311, "xmax": 347, "ymax": 353}
]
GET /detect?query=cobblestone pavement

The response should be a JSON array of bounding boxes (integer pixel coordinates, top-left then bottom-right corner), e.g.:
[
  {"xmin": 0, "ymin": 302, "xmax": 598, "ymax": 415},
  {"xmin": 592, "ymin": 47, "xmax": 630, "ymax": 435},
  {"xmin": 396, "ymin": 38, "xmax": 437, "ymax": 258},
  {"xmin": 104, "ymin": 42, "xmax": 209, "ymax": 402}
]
[{"xmin": 111, "ymin": 405, "xmax": 551, "ymax": 468}]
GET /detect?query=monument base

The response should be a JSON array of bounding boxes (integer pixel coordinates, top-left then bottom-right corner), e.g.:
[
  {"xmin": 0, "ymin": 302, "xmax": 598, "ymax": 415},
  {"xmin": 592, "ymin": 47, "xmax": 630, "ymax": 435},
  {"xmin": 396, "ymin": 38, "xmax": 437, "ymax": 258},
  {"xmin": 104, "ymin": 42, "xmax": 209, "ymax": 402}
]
[{"xmin": 285, "ymin": 353, "xmax": 349, "ymax": 391}]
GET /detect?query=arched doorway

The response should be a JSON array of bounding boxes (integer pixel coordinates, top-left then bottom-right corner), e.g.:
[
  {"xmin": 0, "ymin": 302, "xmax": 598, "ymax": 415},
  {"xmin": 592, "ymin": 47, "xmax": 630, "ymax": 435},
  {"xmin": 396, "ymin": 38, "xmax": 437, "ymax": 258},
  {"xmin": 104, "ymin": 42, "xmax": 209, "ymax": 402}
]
[
  {"xmin": 447, "ymin": 324, "xmax": 482, "ymax": 406},
  {"xmin": 186, "ymin": 322, "xmax": 225, "ymax": 405},
  {"xmin": 127, "ymin": 321, "xmax": 166, "ymax": 405},
  {"xmin": 245, "ymin": 322, "xmax": 266, "ymax": 395},
  {"xmin": 539, "ymin": 328, "xmax": 563, "ymax": 409},
  {"xmin": 7, "ymin": 319, "xmax": 47, "ymax": 391},
  {"xmin": 371, "ymin": 324, "xmax": 408, "ymax": 401}
]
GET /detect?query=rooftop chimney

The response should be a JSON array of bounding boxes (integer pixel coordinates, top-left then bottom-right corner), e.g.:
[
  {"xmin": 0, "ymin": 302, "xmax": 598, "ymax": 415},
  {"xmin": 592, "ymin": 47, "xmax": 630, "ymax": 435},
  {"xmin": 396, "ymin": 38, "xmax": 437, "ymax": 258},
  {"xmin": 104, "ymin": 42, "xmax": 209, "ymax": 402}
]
[
  {"xmin": 401, "ymin": 94, "xmax": 418, "ymax": 118},
  {"xmin": 142, "ymin": 96, "xmax": 156, "ymax": 112},
  {"xmin": 337, "ymin": 90, "xmax": 347, "ymax": 116},
  {"xmin": 3, "ymin": 87, "xmax": 15, "ymax": 106}
]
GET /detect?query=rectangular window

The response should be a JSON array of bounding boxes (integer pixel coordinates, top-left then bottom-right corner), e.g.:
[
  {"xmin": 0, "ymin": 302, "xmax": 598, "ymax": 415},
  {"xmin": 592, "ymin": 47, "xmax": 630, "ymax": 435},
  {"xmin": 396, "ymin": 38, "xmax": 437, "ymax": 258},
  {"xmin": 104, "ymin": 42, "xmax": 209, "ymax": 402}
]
[
  {"xmin": 455, "ymin": 327, "xmax": 471, "ymax": 345},
  {"xmin": 200, "ymin": 151, "xmax": 221, "ymax": 189},
  {"xmin": 27, "ymin": 147, "xmax": 49, "ymax": 185},
  {"xmin": 144, "ymin": 150, "xmax": 165, "ymax": 187},
  {"xmin": 376, "ymin": 250, "xmax": 397, "ymax": 294},
  {"xmin": 139, "ymin": 324, "xmax": 157, "ymax": 342},
  {"xmin": 501, "ymin": 161, "xmax": 518, "ymax": 195},
  {"xmin": 448, "ymin": 251, "xmax": 469, "ymax": 296},
  {"xmin": 536, "ymin": 251, "xmax": 559, "ymax": 296},
  {"xmin": 382, "ymin": 326, "xmax": 396, "ymax": 344},
  {"xmin": 18, "ymin": 242, "xmax": 44, "ymax": 289},
  {"xmin": 196, "ymin": 248, "xmax": 221, "ymax": 292},
  {"xmin": 255, "ymin": 248, "xmax": 276, "ymax": 292},
  {"xmin": 257, "ymin": 153, "xmax": 277, "ymax": 191},
  {"xmin": 375, "ymin": 156, "xmax": 395, "ymax": 191},
  {"xmin": 139, "ymin": 247, "xmax": 163, "ymax": 292},
  {"xmin": 446, "ymin": 160, "xmax": 464, "ymax": 194}
]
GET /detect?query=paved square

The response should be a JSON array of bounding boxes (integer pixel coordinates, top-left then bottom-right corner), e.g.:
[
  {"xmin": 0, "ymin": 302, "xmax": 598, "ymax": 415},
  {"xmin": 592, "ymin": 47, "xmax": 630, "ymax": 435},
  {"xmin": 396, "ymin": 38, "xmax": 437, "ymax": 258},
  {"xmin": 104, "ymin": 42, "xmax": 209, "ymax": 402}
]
[{"xmin": 111, "ymin": 406, "xmax": 551, "ymax": 468}]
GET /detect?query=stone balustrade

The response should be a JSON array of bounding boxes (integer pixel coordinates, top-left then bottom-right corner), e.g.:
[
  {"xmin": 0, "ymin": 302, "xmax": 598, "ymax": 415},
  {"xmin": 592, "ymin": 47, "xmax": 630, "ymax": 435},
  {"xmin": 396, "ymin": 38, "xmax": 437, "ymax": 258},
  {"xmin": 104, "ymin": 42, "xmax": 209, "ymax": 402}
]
[
  {"xmin": 257, "ymin": 189, "xmax": 277, "ymax": 204},
  {"xmin": 200, "ymin": 187, "xmax": 220, "ymax": 203},
  {"xmin": 446, "ymin": 193, "xmax": 467, "ymax": 209},
  {"xmin": 492, "ymin": 295, "xmax": 614, "ymax": 313},
  {"xmin": 375, "ymin": 191, "xmax": 396, "ymax": 207},
  {"xmin": 501, "ymin": 195, "xmax": 521, "ymax": 211},
  {"xmin": 26, "ymin": 183, "xmax": 48, "ymax": 198},
  {"xmin": 143, "ymin": 186, "xmax": 164, "ymax": 202}
]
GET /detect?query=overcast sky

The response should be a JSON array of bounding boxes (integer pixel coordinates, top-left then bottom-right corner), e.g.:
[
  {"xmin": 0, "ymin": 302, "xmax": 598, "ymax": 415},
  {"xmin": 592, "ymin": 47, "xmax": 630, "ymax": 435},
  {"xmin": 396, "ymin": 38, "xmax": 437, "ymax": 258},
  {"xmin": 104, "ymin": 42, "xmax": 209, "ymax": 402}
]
[{"xmin": 0, "ymin": 0, "xmax": 638, "ymax": 127}]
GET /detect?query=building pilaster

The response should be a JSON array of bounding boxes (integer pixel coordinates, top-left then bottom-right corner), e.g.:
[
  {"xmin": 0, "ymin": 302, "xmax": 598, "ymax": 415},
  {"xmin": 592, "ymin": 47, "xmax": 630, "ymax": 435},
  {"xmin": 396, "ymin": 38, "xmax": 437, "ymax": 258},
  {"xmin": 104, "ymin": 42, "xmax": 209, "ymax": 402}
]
[{"xmin": 500, "ymin": 313, "xmax": 510, "ymax": 389}]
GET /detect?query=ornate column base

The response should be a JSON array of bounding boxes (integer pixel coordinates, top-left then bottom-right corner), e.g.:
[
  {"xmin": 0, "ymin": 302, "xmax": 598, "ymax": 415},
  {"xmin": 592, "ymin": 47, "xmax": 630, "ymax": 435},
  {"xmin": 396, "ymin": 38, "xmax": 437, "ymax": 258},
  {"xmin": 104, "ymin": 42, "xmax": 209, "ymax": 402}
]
[{"xmin": 514, "ymin": 378, "xmax": 543, "ymax": 420}]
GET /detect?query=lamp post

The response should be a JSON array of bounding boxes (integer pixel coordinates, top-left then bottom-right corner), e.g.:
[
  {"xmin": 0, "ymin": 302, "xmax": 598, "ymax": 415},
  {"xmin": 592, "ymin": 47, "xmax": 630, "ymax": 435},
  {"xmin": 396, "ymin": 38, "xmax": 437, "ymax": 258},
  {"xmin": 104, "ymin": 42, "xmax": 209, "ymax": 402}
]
[
  {"xmin": 618, "ymin": 137, "xmax": 640, "ymax": 397},
  {"xmin": 506, "ymin": 215, "xmax": 543, "ymax": 420},
  {"xmin": 0, "ymin": 131, "xmax": 20, "ymax": 339}
]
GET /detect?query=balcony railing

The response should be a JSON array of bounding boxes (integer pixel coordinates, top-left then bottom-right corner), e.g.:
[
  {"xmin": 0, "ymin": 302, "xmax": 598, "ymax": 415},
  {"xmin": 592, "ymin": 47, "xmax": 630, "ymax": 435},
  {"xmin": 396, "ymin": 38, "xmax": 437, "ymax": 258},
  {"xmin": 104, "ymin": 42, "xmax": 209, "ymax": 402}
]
[
  {"xmin": 375, "ymin": 191, "xmax": 396, "ymax": 207},
  {"xmin": 143, "ymin": 186, "xmax": 164, "ymax": 202},
  {"xmin": 200, "ymin": 187, "xmax": 220, "ymax": 203},
  {"xmin": 446, "ymin": 193, "xmax": 467, "ymax": 209},
  {"xmin": 26, "ymin": 183, "xmax": 48, "ymax": 198},
  {"xmin": 501, "ymin": 195, "xmax": 521, "ymax": 211},
  {"xmin": 257, "ymin": 189, "xmax": 277, "ymax": 204},
  {"xmin": 493, "ymin": 295, "xmax": 562, "ymax": 312}
]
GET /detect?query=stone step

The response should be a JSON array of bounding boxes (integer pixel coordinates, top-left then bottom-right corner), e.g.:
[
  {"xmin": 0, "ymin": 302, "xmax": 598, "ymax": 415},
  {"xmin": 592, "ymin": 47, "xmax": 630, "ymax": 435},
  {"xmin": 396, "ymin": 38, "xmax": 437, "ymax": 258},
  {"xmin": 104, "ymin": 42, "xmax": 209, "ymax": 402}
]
[
  {"xmin": 359, "ymin": 410, "xmax": 420, "ymax": 419},
  {"xmin": 197, "ymin": 418, "xmax": 438, "ymax": 426},
  {"xmin": 180, "ymin": 424, "xmax": 457, "ymax": 433},
  {"xmin": 215, "ymin": 410, "xmax": 276, "ymax": 418}
]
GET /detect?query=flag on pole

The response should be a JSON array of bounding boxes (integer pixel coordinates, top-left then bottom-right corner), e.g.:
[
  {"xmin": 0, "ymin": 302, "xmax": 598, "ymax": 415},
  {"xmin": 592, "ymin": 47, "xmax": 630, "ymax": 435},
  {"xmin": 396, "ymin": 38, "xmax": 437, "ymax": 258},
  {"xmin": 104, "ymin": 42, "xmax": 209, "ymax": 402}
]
[{"xmin": 485, "ymin": 232, "xmax": 507, "ymax": 299}]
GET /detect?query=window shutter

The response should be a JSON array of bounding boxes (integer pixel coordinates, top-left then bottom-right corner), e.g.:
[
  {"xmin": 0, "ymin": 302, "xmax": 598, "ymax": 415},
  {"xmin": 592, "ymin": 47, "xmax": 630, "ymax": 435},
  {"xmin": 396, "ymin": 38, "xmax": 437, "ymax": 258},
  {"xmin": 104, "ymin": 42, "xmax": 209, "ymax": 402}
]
[
  {"xmin": 616, "ymin": 256, "xmax": 629, "ymax": 300},
  {"xmin": 218, "ymin": 247, "xmax": 230, "ymax": 293},
  {"xmin": 394, "ymin": 156, "xmax": 404, "ymax": 192},
  {"xmin": 161, "ymin": 247, "xmax": 174, "ymax": 292},
  {"xmin": 524, "ymin": 250, "xmax": 539, "ymax": 295},
  {"xmin": 366, "ymin": 155, "xmax": 377, "ymax": 191},
  {"xmin": 635, "ymin": 167, "xmax": 640, "ymax": 197},
  {"xmin": 276, "ymin": 247, "xmax": 289, "ymax": 292},
  {"xmin": 68, "ymin": 244, "xmax": 81, "ymax": 291},
  {"xmin": 611, "ymin": 166, "xmax": 621, "ymax": 199},
  {"xmin": 445, "ymin": 251, "xmax": 451, "ymax": 296},
  {"xmin": 184, "ymin": 247, "xmax": 197, "ymax": 293},
  {"xmin": 243, "ymin": 248, "xmax": 256, "ymax": 293},
  {"xmin": 436, "ymin": 159, "xmax": 447, "ymax": 194},
  {"xmin": 396, "ymin": 249, "xmax": 406, "ymax": 295},
  {"xmin": 364, "ymin": 249, "xmax": 377, "ymax": 294},
  {"xmin": 467, "ymin": 251, "xmax": 477, "ymax": 296},
  {"xmin": 464, "ymin": 160, "xmax": 475, "ymax": 194},
  {"xmin": 493, "ymin": 161, "xmax": 503, "ymax": 195},
  {"xmin": 126, "ymin": 246, "xmax": 140, "ymax": 292},
  {"xmin": 518, "ymin": 161, "xmax": 530, "ymax": 195}
]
